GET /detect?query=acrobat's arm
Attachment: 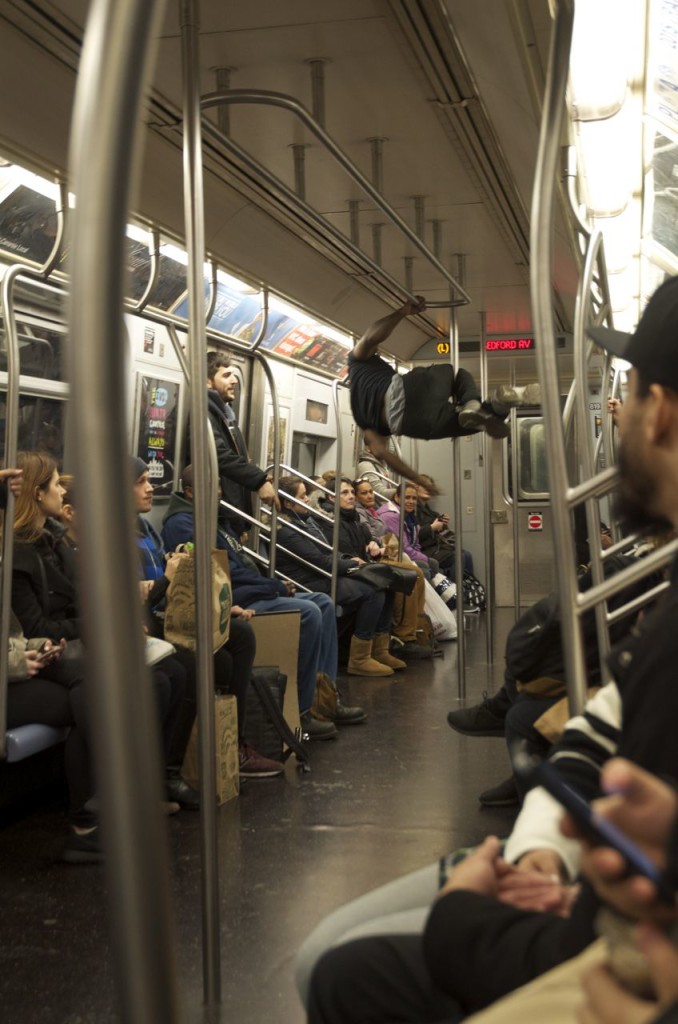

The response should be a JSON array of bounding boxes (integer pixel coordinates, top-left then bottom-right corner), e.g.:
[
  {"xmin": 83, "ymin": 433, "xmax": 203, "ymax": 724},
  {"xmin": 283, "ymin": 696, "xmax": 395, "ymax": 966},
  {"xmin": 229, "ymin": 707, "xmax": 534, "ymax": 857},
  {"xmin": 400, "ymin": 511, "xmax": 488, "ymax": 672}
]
[
  {"xmin": 365, "ymin": 430, "xmax": 441, "ymax": 495},
  {"xmin": 352, "ymin": 296, "xmax": 426, "ymax": 362}
]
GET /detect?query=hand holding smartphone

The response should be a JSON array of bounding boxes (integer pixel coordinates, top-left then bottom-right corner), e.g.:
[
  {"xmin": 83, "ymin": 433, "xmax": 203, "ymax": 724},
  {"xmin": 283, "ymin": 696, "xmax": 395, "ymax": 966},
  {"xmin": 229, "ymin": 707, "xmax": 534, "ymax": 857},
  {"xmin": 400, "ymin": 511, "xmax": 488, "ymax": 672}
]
[{"xmin": 512, "ymin": 749, "xmax": 676, "ymax": 906}]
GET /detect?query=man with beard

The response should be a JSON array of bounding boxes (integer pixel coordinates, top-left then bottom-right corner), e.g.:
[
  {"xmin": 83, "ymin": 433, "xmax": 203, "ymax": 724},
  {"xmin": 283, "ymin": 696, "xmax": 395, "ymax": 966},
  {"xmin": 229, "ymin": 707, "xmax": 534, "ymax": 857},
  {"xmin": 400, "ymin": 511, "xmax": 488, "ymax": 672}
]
[{"xmin": 303, "ymin": 277, "xmax": 678, "ymax": 1024}]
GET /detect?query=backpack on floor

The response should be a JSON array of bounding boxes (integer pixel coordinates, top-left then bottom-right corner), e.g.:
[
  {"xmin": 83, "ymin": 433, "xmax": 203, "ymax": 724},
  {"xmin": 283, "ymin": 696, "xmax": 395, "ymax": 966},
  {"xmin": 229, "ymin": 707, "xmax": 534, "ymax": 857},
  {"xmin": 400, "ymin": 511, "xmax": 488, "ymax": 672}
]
[{"xmin": 243, "ymin": 667, "xmax": 309, "ymax": 768}]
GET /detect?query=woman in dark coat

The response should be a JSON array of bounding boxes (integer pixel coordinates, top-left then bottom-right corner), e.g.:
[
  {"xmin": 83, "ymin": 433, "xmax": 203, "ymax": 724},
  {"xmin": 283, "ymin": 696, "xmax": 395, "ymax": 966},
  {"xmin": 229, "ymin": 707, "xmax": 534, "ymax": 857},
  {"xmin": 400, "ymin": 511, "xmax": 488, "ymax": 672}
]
[{"xmin": 277, "ymin": 475, "xmax": 404, "ymax": 677}]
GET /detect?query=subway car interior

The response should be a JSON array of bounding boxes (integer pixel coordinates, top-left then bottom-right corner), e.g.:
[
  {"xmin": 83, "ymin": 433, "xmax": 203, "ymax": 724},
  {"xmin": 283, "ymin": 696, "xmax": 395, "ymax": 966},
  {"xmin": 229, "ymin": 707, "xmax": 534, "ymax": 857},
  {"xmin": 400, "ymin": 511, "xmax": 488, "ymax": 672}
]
[{"xmin": 1, "ymin": 1, "xmax": 678, "ymax": 1021}]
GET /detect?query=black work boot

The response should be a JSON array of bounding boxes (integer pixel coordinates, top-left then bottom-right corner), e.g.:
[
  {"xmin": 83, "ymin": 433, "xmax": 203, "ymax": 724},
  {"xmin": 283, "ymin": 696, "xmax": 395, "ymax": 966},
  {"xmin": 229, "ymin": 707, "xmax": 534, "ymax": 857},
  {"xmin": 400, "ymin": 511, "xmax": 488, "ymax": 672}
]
[{"xmin": 165, "ymin": 768, "xmax": 200, "ymax": 810}]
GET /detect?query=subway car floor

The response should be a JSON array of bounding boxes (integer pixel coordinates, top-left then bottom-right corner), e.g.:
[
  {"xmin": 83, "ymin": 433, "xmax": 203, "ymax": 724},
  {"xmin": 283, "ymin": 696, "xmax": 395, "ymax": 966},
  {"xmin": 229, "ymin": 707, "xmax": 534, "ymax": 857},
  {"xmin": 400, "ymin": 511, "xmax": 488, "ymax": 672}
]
[{"xmin": 0, "ymin": 610, "xmax": 520, "ymax": 1024}]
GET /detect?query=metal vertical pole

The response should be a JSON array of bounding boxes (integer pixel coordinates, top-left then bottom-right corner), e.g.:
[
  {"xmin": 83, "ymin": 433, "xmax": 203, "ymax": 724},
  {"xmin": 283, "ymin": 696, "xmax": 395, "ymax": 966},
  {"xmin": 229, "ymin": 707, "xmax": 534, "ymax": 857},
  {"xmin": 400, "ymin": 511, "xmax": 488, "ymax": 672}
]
[
  {"xmin": 67, "ymin": 0, "xmax": 182, "ymax": 1020},
  {"xmin": 530, "ymin": 0, "xmax": 588, "ymax": 713},
  {"xmin": 306, "ymin": 58, "xmax": 327, "ymax": 128},
  {"xmin": 404, "ymin": 256, "xmax": 414, "ymax": 294},
  {"xmin": 479, "ymin": 311, "xmax": 495, "ymax": 664},
  {"xmin": 369, "ymin": 137, "xmax": 386, "ymax": 193},
  {"xmin": 213, "ymin": 67, "xmax": 234, "ymax": 136},
  {"xmin": 413, "ymin": 196, "xmax": 425, "ymax": 239},
  {"xmin": 180, "ymin": 0, "xmax": 222, "ymax": 1007},
  {"xmin": 372, "ymin": 223, "xmax": 383, "ymax": 266},
  {"xmin": 450, "ymin": 292, "xmax": 465, "ymax": 699},
  {"xmin": 349, "ymin": 199, "xmax": 361, "ymax": 247},
  {"xmin": 510, "ymin": 365, "xmax": 521, "ymax": 619},
  {"xmin": 292, "ymin": 144, "xmax": 307, "ymax": 201}
]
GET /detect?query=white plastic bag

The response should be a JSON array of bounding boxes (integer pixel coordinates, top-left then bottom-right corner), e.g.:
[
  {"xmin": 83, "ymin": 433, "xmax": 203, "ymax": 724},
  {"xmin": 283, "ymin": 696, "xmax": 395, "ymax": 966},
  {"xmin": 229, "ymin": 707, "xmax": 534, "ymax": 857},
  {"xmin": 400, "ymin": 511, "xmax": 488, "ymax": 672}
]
[{"xmin": 424, "ymin": 581, "xmax": 458, "ymax": 640}]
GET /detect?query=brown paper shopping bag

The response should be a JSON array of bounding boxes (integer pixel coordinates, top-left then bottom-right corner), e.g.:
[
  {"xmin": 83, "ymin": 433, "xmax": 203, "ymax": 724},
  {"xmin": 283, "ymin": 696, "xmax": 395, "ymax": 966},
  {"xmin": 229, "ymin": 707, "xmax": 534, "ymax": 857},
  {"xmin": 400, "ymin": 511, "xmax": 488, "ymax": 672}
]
[
  {"xmin": 182, "ymin": 693, "xmax": 239, "ymax": 804},
  {"xmin": 164, "ymin": 548, "xmax": 232, "ymax": 653}
]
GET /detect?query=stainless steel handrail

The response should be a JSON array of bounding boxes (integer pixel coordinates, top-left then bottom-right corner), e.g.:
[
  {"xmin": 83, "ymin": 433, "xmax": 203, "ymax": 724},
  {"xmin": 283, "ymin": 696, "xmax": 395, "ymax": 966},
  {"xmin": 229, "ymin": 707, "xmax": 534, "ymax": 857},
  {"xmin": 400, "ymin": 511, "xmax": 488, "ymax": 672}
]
[
  {"xmin": 248, "ymin": 285, "xmax": 269, "ymax": 353},
  {"xmin": 576, "ymin": 539, "xmax": 678, "ymax": 615},
  {"xmin": 67, "ymin": 0, "xmax": 181, "ymax": 1021},
  {"xmin": 330, "ymin": 379, "xmax": 343, "ymax": 603},
  {"xmin": 132, "ymin": 227, "xmax": 160, "ymax": 312},
  {"xmin": 180, "ymin": 0, "xmax": 221, "ymax": 1007},
  {"xmin": 200, "ymin": 89, "xmax": 472, "ymax": 306},
  {"xmin": 199, "ymin": 120, "xmax": 442, "ymax": 329},
  {"xmin": 0, "ymin": 187, "xmax": 67, "ymax": 754},
  {"xmin": 479, "ymin": 310, "xmax": 494, "ymax": 664},
  {"xmin": 530, "ymin": 0, "xmax": 587, "ymax": 712},
  {"xmin": 0, "ymin": 267, "xmax": 26, "ymax": 757},
  {"xmin": 253, "ymin": 350, "xmax": 281, "ymax": 577},
  {"xmin": 450, "ymin": 301, "xmax": 465, "ymax": 697},
  {"xmin": 573, "ymin": 231, "xmax": 613, "ymax": 681}
]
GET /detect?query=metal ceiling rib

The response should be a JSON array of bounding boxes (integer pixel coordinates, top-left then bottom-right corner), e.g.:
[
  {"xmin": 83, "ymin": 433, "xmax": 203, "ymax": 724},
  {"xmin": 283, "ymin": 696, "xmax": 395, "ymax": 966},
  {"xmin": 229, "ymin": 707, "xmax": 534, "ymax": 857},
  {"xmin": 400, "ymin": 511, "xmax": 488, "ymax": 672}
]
[
  {"xmin": 0, "ymin": 0, "xmax": 578, "ymax": 355},
  {"xmin": 385, "ymin": 0, "xmax": 531, "ymax": 270}
]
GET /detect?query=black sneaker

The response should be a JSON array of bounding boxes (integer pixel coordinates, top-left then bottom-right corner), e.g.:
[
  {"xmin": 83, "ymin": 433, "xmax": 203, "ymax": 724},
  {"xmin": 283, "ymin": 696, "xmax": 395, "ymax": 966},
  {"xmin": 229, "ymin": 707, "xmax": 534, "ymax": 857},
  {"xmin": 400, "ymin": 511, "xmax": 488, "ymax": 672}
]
[
  {"xmin": 479, "ymin": 776, "xmax": 520, "ymax": 807},
  {"xmin": 447, "ymin": 693, "xmax": 506, "ymax": 736},
  {"xmin": 62, "ymin": 826, "xmax": 104, "ymax": 864}
]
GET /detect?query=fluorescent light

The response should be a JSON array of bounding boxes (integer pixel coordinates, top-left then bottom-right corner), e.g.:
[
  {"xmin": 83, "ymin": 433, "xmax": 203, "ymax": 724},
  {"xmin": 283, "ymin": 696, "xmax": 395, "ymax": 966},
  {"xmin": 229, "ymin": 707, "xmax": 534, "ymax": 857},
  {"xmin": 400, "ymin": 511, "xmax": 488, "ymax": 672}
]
[
  {"xmin": 575, "ymin": 104, "xmax": 636, "ymax": 216},
  {"xmin": 569, "ymin": 0, "xmax": 635, "ymax": 120}
]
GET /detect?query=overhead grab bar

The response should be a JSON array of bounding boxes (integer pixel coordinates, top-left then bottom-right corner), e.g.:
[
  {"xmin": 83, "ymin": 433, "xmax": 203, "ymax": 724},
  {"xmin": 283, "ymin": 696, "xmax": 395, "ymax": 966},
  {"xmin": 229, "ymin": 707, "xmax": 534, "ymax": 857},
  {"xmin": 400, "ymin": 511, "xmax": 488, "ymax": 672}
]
[{"xmin": 199, "ymin": 89, "xmax": 471, "ymax": 306}]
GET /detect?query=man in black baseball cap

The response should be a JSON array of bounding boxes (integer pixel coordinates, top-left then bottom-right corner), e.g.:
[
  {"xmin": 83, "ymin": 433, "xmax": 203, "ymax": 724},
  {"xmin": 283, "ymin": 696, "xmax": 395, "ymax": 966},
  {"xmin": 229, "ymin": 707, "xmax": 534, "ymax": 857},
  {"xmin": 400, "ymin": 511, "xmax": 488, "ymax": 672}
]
[
  {"xmin": 587, "ymin": 276, "xmax": 678, "ymax": 534},
  {"xmin": 587, "ymin": 276, "xmax": 678, "ymax": 390}
]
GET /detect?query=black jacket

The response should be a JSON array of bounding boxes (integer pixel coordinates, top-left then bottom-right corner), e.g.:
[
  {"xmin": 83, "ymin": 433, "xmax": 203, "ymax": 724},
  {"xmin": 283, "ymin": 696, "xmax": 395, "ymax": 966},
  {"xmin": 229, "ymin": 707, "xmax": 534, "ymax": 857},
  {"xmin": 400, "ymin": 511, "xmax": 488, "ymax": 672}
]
[
  {"xmin": 11, "ymin": 518, "xmax": 81, "ymax": 641},
  {"xmin": 276, "ymin": 510, "xmax": 359, "ymax": 592},
  {"xmin": 187, "ymin": 390, "xmax": 267, "ymax": 530},
  {"xmin": 417, "ymin": 501, "xmax": 456, "ymax": 561},
  {"xmin": 422, "ymin": 578, "xmax": 678, "ymax": 1014},
  {"xmin": 318, "ymin": 501, "xmax": 372, "ymax": 559}
]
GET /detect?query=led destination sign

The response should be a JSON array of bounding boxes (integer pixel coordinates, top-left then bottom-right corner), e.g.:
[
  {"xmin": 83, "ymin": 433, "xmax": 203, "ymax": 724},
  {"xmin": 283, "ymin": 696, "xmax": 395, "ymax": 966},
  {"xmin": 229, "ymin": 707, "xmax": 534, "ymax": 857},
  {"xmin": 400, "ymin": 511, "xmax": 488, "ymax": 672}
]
[{"xmin": 485, "ymin": 338, "xmax": 534, "ymax": 351}]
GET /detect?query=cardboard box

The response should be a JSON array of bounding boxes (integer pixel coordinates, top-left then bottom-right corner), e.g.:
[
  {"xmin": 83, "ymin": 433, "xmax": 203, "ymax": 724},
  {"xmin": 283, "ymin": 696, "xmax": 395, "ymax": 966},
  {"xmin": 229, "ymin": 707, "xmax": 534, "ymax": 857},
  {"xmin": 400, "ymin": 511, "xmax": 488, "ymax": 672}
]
[{"xmin": 250, "ymin": 610, "xmax": 301, "ymax": 735}]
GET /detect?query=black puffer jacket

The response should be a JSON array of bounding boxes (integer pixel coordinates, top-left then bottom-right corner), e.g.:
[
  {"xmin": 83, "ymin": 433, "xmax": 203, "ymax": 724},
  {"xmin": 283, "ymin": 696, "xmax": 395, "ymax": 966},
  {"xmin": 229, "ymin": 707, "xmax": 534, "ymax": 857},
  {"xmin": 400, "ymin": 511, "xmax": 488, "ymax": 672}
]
[{"xmin": 12, "ymin": 518, "xmax": 81, "ymax": 641}]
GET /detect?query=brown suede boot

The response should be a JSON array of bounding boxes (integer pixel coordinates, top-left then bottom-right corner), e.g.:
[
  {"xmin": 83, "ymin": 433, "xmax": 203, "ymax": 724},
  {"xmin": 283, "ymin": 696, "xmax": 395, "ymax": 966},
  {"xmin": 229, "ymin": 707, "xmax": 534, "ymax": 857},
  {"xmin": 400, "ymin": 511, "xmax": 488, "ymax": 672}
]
[
  {"xmin": 347, "ymin": 636, "xmax": 393, "ymax": 677},
  {"xmin": 371, "ymin": 633, "xmax": 406, "ymax": 671}
]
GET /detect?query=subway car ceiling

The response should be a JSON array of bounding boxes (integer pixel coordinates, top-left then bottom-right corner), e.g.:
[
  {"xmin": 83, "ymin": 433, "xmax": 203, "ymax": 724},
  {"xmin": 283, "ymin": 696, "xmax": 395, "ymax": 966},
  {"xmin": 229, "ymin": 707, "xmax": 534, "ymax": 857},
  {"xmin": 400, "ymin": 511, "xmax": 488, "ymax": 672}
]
[{"xmin": 0, "ymin": 0, "xmax": 582, "ymax": 361}]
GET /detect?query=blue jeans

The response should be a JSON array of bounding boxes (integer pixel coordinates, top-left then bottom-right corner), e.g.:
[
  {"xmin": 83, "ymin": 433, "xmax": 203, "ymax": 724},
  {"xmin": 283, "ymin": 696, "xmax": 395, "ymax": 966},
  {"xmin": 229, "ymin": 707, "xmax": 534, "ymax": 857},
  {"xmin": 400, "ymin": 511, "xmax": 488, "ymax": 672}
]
[{"xmin": 248, "ymin": 592, "xmax": 338, "ymax": 713}]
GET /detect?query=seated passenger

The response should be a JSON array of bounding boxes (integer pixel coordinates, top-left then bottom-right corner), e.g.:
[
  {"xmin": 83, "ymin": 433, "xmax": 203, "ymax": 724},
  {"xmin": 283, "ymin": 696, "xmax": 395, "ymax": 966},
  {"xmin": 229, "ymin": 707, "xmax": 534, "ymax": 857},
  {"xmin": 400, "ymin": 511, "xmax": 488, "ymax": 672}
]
[
  {"xmin": 161, "ymin": 465, "xmax": 339, "ymax": 741},
  {"xmin": 377, "ymin": 483, "xmax": 437, "ymax": 580},
  {"xmin": 355, "ymin": 436, "xmax": 392, "ymax": 497},
  {"xmin": 277, "ymin": 474, "xmax": 402, "ymax": 679},
  {"xmin": 315, "ymin": 475, "xmax": 407, "ymax": 675},
  {"xmin": 133, "ymin": 459, "xmax": 285, "ymax": 777},
  {"xmin": 353, "ymin": 478, "xmax": 388, "ymax": 542},
  {"xmin": 0, "ymin": 463, "xmax": 96, "ymax": 863},
  {"xmin": 415, "ymin": 474, "xmax": 474, "ymax": 579},
  {"xmin": 347, "ymin": 297, "xmax": 540, "ymax": 488},
  {"xmin": 353, "ymin": 478, "xmax": 432, "ymax": 660},
  {"xmin": 8, "ymin": 452, "xmax": 189, "ymax": 855},
  {"xmin": 302, "ymin": 284, "xmax": 678, "ymax": 1022}
]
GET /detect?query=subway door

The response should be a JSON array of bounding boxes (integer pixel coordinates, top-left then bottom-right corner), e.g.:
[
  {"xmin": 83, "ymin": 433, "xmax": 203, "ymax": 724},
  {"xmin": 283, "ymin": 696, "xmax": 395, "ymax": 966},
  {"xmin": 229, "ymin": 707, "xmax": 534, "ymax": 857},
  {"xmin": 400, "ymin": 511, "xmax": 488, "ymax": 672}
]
[{"xmin": 491, "ymin": 415, "xmax": 556, "ymax": 608}]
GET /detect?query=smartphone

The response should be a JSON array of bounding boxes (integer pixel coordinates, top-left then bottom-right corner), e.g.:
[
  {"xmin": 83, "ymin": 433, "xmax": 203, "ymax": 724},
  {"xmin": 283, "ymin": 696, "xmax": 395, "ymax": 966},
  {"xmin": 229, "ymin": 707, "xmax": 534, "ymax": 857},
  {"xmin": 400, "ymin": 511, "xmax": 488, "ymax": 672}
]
[{"xmin": 513, "ymin": 749, "xmax": 676, "ymax": 905}]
